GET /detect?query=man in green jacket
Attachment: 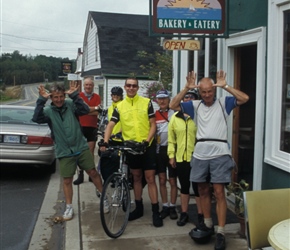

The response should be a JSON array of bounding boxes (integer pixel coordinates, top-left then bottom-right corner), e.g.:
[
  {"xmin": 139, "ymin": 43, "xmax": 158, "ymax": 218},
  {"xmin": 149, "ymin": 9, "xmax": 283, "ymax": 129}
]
[{"xmin": 32, "ymin": 81, "xmax": 103, "ymax": 221}]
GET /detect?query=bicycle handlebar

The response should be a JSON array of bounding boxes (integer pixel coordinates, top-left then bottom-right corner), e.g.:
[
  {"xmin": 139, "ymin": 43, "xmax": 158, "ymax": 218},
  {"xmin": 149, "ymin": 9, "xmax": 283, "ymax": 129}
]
[{"xmin": 101, "ymin": 140, "xmax": 147, "ymax": 155}]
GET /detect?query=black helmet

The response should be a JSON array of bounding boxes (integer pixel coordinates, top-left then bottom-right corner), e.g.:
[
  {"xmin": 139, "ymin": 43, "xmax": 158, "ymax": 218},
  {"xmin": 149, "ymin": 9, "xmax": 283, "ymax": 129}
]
[
  {"xmin": 186, "ymin": 88, "xmax": 199, "ymax": 99},
  {"xmin": 111, "ymin": 86, "xmax": 123, "ymax": 96},
  {"xmin": 189, "ymin": 227, "xmax": 212, "ymax": 244}
]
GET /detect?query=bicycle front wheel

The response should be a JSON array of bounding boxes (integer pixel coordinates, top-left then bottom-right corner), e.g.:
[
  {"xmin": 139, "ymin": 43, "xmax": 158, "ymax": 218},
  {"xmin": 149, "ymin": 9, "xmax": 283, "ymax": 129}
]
[{"xmin": 100, "ymin": 173, "xmax": 131, "ymax": 238}]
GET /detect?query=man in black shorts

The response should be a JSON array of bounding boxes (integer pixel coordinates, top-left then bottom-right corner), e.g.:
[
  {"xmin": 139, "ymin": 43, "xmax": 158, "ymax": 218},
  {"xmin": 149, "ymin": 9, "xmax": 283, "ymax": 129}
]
[
  {"xmin": 100, "ymin": 77, "xmax": 163, "ymax": 227},
  {"xmin": 73, "ymin": 77, "xmax": 101, "ymax": 185}
]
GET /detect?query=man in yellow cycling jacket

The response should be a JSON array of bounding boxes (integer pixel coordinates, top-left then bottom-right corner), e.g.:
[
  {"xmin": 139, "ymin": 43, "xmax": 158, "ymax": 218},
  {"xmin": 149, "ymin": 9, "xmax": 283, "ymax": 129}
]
[{"xmin": 101, "ymin": 77, "xmax": 163, "ymax": 228}]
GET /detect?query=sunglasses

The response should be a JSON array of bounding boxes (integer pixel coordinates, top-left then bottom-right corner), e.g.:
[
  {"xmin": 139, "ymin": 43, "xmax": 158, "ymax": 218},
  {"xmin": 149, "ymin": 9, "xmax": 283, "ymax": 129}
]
[
  {"xmin": 184, "ymin": 94, "xmax": 194, "ymax": 99},
  {"xmin": 125, "ymin": 84, "xmax": 138, "ymax": 88}
]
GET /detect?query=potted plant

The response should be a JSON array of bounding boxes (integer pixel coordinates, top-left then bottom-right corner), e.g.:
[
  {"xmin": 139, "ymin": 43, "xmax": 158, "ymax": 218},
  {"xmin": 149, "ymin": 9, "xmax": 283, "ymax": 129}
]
[{"xmin": 226, "ymin": 179, "xmax": 250, "ymax": 237}]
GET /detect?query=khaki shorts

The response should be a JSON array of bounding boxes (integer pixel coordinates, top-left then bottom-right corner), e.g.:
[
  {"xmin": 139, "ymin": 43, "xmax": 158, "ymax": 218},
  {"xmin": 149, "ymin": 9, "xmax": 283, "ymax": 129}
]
[{"xmin": 59, "ymin": 149, "xmax": 95, "ymax": 178}]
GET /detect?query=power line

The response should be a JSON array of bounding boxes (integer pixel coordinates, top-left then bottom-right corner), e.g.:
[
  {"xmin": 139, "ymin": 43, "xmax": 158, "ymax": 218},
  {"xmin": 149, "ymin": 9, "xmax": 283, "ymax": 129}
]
[
  {"xmin": 1, "ymin": 19, "xmax": 83, "ymax": 36},
  {"xmin": 0, "ymin": 33, "xmax": 82, "ymax": 43}
]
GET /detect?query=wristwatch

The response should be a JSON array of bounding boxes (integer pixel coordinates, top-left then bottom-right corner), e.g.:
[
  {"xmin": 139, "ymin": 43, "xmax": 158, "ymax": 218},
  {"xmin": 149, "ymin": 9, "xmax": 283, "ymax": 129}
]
[
  {"xmin": 94, "ymin": 106, "xmax": 99, "ymax": 111},
  {"xmin": 224, "ymin": 84, "xmax": 229, "ymax": 89}
]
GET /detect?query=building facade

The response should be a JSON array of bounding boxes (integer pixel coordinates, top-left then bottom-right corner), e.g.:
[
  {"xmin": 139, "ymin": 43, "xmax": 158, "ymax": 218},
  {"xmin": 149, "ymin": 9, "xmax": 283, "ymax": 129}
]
[{"xmin": 170, "ymin": 0, "xmax": 290, "ymax": 190}]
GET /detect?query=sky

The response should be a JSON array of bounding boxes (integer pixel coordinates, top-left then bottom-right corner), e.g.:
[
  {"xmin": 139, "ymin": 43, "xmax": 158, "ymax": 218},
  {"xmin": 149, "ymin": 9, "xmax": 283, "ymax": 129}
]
[{"xmin": 0, "ymin": 0, "xmax": 150, "ymax": 60}]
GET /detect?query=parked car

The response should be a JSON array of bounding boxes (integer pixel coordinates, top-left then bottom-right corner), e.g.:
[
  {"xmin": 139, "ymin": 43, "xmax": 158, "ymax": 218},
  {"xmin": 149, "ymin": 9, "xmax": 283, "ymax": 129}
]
[{"xmin": 0, "ymin": 105, "xmax": 56, "ymax": 173}]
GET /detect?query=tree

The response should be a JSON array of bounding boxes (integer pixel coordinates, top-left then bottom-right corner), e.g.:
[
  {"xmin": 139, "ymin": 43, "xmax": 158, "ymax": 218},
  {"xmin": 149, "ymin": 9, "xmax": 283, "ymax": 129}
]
[
  {"xmin": 138, "ymin": 50, "xmax": 173, "ymax": 91},
  {"xmin": 0, "ymin": 51, "xmax": 73, "ymax": 85}
]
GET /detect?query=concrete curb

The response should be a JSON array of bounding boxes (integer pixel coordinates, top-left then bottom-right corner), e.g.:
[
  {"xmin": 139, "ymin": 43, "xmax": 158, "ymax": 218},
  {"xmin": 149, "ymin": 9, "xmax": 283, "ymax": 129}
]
[{"xmin": 28, "ymin": 169, "xmax": 61, "ymax": 250}]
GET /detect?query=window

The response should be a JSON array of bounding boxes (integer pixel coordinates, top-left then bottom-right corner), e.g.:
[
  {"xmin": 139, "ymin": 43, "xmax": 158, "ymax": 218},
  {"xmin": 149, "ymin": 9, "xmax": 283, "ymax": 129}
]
[
  {"xmin": 265, "ymin": 1, "xmax": 290, "ymax": 172},
  {"xmin": 281, "ymin": 11, "xmax": 290, "ymax": 153},
  {"xmin": 85, "ymin": 42, "xmax": 88, "ymax": 66},
  {"xmin": 95, "ymin": 33, "xmax": 99, "ymax": 62}
]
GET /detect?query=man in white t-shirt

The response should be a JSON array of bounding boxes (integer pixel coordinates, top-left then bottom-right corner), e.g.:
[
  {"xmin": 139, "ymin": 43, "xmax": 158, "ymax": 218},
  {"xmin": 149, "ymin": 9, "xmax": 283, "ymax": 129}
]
[{"xmin": 170, "ymin": 70, "xmax": 249, "ymax": 250}]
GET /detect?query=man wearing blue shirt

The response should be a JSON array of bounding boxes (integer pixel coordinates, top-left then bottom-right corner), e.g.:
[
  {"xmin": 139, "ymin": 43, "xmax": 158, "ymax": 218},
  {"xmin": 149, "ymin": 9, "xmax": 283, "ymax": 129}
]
[{"xmin": 170, "ymin": 70, "xmax": 249, "ymax": 250}]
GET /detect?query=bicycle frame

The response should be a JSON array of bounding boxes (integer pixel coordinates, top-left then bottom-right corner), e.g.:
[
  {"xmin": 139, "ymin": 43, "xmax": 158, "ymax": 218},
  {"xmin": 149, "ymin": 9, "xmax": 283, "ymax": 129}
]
[{"xmin": 97, "ymin": 108, "xmax": 108, "ymax": 139}]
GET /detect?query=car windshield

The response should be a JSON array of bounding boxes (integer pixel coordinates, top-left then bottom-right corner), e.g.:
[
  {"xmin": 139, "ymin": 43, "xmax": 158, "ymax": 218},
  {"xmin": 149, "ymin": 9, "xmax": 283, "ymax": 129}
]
[{"xmin": 0, "ymin": 107, "xmax": 42, "ymax": 125}]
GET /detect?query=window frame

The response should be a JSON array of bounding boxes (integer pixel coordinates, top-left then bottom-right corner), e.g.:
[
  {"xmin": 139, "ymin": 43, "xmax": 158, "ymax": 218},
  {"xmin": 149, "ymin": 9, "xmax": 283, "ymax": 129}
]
[{"xmin": 265, "ymin": 1, "xmax": 290, "ymax": 172}]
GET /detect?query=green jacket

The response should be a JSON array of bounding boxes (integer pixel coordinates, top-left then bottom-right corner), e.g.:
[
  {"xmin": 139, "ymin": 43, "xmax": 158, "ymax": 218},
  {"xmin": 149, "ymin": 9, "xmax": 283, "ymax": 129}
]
[
  {"xmin": 32, "ymin": 91, "xmax": 89, "ymax": 158},
  {"xmin": 168, "ymin": 111, "xmax": 197, "ymax": 162}
]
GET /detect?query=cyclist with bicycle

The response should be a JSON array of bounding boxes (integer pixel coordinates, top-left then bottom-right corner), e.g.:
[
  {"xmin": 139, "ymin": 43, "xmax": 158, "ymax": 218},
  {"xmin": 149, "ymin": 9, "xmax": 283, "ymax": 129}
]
[{"xmin": 100, "ymin": 78, "xmax": 163, "ymax": 228}]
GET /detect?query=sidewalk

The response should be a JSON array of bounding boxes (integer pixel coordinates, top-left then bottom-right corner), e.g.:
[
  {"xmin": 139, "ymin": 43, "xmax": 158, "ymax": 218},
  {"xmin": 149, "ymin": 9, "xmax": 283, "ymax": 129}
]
[{"xmin": 65, "ymin": 179, "xmax": 248, "ymax": 250}]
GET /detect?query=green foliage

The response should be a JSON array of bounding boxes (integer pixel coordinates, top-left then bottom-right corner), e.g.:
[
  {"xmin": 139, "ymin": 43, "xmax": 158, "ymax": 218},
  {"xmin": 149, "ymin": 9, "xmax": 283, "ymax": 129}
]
[
  {"xmin": 138, "ymin": 50, "xmax": 172, "ymax": 91},
  {"xmin": 44, "ymin": 83, "xmax": 51, "ymax": 91},
  {"xmin": 142, "ymin": 81, "xmax": 164, "ymax": 103},
  {"xmin": 0, "ymin": 92, "xmax": 12, "ymax": 102},
  {"xmin": 1, "ymin": 83, "xmax": 6, "ymax": 91},
  {"xmin": 226, "ymin": 179, "xmax": 250, "ymax": 218},
  {"xmin": 0, "ymin": 51, "xmax": 74, "ymax": 86}
]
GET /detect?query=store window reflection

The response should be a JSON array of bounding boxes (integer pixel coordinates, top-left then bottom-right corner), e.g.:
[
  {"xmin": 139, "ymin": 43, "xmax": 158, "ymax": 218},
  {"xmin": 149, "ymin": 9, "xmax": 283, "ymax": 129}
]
[{"xmin": 281, "ymin": 11, "xmax": 290, "ymax": 153}]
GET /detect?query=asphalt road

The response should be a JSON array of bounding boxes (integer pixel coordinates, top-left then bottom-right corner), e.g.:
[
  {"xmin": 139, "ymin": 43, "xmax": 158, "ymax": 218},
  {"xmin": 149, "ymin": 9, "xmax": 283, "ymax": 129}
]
[{"xmin": 0, "ymin": 164, "xmax": 51, "ymax": 250}]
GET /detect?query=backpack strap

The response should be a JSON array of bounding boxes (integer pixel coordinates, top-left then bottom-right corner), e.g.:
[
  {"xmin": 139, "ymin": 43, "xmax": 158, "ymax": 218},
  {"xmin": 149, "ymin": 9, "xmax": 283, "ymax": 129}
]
[{"xmin": 157, "ymin": 110, "xmax": 169, "ymax": 122}]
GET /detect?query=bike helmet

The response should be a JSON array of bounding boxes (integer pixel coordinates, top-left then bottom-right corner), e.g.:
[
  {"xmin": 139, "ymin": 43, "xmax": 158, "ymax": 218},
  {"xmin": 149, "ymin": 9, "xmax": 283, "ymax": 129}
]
[
  {"xmin": 186, "ymin": 88, "xmax": 199, "ymax": 100},
  {"xmin": 111, "ymin": 86, "xmax": 123, "ymax": 96},
  {"xmin": 189, "ymin": 227, "xmax": 212, "ymax": 244}
]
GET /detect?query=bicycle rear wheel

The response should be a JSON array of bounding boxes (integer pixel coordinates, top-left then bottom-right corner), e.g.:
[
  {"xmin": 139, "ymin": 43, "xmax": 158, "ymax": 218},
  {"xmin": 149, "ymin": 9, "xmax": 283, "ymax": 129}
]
[{"xmin": 100, "ymin": 173, "xmax": 131, "ymax": 238}]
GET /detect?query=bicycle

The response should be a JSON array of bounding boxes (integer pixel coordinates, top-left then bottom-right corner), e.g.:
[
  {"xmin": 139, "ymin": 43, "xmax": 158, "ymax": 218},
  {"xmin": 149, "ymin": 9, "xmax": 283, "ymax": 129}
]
[
  {"xmin": 96, "ymin": 106, "xmax": 108, "ymax": 139},
  {"xmin": 99, "ymin": 140, "xmax": 146, "ymax": 238},
  {"xmin": 94, "ymin": 106, "xmax": 108, "ymax": 198}
]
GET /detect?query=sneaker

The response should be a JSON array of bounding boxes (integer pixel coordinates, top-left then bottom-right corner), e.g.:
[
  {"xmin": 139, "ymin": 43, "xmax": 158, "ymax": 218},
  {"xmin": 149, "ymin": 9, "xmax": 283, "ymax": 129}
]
[
  {"xmin": 215, "ymin": 233, "xmax": 226, "ymax": 250},
  {"xmin": 73, "ymin": 171, "xmax": 84, "ymax": 185},
  {"xmin": 103, "ymin": 197, "xmax": 110, "ymax": 214},
  {"xmin": 128, "ymin": 201, "xmax": 144, "ymax": 221},
  {"xmin": 128, "ymin": 207, "xmax": 144, "ymax": 221},
  {"xmin": 169, "ymin": 207, "xmax": 178, "ymax": 220},
  {"xmin": 197, "ymin": 213, "xmax": 204, "ymax": 226},
  {"xmin": 197, "ymin": 221, "xmax": 215, "ymax": 235},
  {"xmin": 96, "ymin": 188, "xmax": 101, "ymax": 198},
  {"xmin": 152, "ymin": 212, "xmax": 163, "ymax": 227},
  {"xmin": 160, "ymin": 206, "xmax": 170, "ymax": 219},
  {"xmin": 63, "ymin": 206, "xmax": 74, "ymax": 221},
  {"xmin": 177, "ymin": 212, "xmax": 189, "ymax": 226}
]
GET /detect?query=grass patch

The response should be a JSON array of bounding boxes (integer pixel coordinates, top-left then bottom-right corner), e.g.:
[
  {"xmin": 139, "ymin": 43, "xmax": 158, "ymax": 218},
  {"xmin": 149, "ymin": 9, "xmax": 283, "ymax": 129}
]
[{"xmin": 0, "ymin": 85, "xmax": 22, "ymax": 103}]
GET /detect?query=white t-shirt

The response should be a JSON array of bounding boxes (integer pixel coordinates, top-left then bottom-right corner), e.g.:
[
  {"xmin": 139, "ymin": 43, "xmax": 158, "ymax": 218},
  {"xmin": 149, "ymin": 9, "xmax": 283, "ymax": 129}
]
[{"xmin": 181, "ymin": 96, "xmax": 237, "ymax": 160}]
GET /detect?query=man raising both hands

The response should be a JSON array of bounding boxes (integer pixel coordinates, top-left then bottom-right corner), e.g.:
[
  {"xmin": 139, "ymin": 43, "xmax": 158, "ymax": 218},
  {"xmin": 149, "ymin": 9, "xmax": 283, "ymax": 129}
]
[
  {"xmin": 169, "ymin": 70, "xmax": 249, "ymax": 250},
  {"xmin": 33, "ymin": 81, "xmax": 103, "ymax": 221}
]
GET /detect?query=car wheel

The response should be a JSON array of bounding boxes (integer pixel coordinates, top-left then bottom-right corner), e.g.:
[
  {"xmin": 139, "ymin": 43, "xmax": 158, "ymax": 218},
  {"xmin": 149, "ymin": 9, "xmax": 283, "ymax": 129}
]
[{"xmin": 47, "ymin": 159, "xmax": 56, "ymax": 174}]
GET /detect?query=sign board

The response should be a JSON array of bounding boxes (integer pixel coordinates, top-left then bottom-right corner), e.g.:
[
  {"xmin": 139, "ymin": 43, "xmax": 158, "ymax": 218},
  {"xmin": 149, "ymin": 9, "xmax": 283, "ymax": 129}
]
[
  {"xmin": 150, "ymin": 0, "xmax": 227, "ymax": 37},
  {"xmin": 61, "ymin": 62, "xmax": 72, "ymax": 74},
  {"xmin": 163, "ymin": 39, "xmax": 200, "ymax": 50},
  {"xmin": 67, "ymin": 74, "xmax": 82, "ymax": 81}
]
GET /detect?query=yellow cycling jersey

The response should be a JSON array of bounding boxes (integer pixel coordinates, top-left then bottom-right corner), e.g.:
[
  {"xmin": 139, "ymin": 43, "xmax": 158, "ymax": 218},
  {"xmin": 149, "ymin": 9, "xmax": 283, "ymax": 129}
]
[
  {"xmin": 116, "ymin": 94, "xmax": 151, "ymax": 143},
  {"xmin": 108, "ymin": 100, "xmax": 122, "ymax": 138}
]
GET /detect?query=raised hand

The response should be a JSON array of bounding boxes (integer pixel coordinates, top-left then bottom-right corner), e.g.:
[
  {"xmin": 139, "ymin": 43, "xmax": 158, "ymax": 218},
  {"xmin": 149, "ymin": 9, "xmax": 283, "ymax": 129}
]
[
  {"xmin": 185, "ymin": 71, "xmax": 198, "ymax": 89},
  {"xmin": 214, "ymin": 70, "xmax": 227, "ymax": 88},
  {"xmin": 38, "ymin": 84, "xmax": 51, "ymax": 99},
  {"xmin": 65, "ymin": 81, "xmax": 79, "ymax": 95}
]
